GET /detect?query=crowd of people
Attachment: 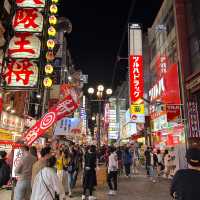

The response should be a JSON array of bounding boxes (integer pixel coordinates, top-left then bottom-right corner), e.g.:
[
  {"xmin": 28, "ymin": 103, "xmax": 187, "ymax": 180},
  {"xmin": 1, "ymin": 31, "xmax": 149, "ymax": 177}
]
[{"xmin": 0, "ymin": 141, "xmax": 200, "ymax": 200}]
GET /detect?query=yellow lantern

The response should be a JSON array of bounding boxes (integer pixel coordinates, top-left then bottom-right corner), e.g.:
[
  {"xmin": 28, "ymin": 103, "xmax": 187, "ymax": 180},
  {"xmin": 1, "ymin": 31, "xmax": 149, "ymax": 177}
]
[
  {"xmin": 46, "ymin": 51, "xmax": 55, "ymax": 61},
  {"xmin": 45, "ymin": 64, "xmax": 54, "ymax": 74},
  {"xmin": 50, "ymin": 4, "xmax": 58, "ymax": 14},
  {"xmin": 47, "ymin": 39, "xmax": 55, "ymax": 49},
  {"xmin": 43, "ymin": 77, "xmax": 53, "ymax": 88},
  {"xmin": 48, "ymin": 26, "xmax": 56, "ymax": 37},
  {"xmin": 49, "ymin": 15, "xmax": 57, "ymax": 25},
  {"xmin": 51, "ymin": 0, "xmax": 59, "ymax": 3}
]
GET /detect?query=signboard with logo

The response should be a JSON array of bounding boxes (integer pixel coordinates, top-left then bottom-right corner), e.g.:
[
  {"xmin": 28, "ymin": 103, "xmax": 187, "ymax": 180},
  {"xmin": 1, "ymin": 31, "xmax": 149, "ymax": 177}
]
[
  {"xmin": 0, "ymin": 111, "xmax": 24, "ymax": 132},
  {"xmin": 149, "ymin": 64, "xmax": 181, "ymax": 104}
]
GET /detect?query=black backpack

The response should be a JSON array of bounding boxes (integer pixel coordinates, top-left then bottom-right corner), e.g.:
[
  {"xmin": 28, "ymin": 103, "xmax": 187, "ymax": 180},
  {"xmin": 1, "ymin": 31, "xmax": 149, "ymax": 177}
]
[{"xmin": 0, "ymin": 160, "xmax": 11, "ymax": 187}]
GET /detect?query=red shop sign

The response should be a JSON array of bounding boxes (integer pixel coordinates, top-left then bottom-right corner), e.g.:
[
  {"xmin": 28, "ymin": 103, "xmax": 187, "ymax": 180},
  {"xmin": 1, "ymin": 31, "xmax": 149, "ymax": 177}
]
[
  {"xmin": 129, "ymin": 55, "xmax": 144, "ymax": 103},
  {"xmin": 149, "ymin": 64, "xmax": 181, "ymax": 104}
]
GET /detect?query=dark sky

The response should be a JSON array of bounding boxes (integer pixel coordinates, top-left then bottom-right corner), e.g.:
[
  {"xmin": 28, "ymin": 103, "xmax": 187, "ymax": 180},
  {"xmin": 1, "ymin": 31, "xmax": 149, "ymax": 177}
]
[{"xmin": 61, "ymin": 0, "xmax": 163, "ymax": 89}]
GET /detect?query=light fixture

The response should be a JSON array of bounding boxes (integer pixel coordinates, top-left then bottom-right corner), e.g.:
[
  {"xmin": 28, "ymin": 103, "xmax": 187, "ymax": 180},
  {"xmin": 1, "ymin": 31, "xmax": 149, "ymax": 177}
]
[
  {"xmin": 88, "ymin": 87, "xmax": 94, "ymax": 94},
  {"xmin": 49, "ymin": 15, "xmax": 57, "ymax": 25},
  {"xmin": 11, "ymin": 109, "xmax": 15, "ymax": 114},
  {"xmin": 45, "ymin": 64, "xmax": 54, "ymax": 74},
  {"xmin": 51, "ymin": 0, "xmax": 59, "ymax": 4},
  {"xmin": 43, "ymin": 77, "xmax": 53, "ymax": 88},
  {"xmin": 97, "ymin": 85, "xmax": 104, "ymax": 92},
  {"xmin": 97, "ymin": 91, "xmax": 101, "ymax": 97},
  {"xmin": 36, "ymin": 94, "xmax": 41, "ymax": 99},
  {"xmin": 48, "ymin": 26, "xmax": 56, "ymax": 37},
  {"xmin": 50, "ymin": 4, "xmax": 58, "ymax": 14},
  {"xmin": 68, "ymin": 76, "xmax": 72, "ymax": 81},
  {"xmin": 47, "ymin": 39, "xmax": 55, "ymax": 49},
  {"xmin": 106, "ymin": 88, "xmax": 112, "ymax": 95},
  {"xmin": 46, "ymin": 51, "xmax": 55, "ymax": 61},
  {"xmin": 92, "ymin": 116, "xmax": 96, "ymax": 121}
]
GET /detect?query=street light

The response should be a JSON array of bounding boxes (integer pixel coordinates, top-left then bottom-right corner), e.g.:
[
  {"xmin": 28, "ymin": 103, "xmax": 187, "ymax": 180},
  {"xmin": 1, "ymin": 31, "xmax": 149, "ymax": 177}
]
[
  {"xmin": 87, "ymin": 85, "xmax": 112, "ymax": 149},
  {"xmin": 92, "ymin": 116, "xmax": 96, "ymax": 121}
]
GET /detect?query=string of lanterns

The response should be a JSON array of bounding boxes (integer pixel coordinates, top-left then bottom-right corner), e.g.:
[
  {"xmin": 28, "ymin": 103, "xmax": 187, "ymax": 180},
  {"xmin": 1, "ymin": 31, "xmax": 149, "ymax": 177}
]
[{"xmin": 44, "ymin": 0, "xmax": 59, "ymax": 88}]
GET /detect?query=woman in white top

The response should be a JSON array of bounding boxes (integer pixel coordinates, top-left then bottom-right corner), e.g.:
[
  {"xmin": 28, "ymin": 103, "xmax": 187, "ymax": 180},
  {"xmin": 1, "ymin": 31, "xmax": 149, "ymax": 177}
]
[
  {"xmin": 107, "ymin": 146, "xmax": 118, "ymax": 196},
  {"xmin": 31, "ymin": 156, "xmax": 65, "ymax": 200}
]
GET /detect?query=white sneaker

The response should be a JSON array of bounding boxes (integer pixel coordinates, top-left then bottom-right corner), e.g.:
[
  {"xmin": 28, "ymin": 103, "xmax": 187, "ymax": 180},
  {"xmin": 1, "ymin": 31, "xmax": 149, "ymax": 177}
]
[
  {"xmin": 112, "ymin": 190, "xmax": 117, "ymax": 195},
  {"xmin": 82, "ymin": 195, "xmax": 86, "ymax": 200},
  {"xmin": 108, "ymin": 190, "xmax": 114, "ymax": 195},
  {"xmin": 88, "ymin": 196, "xmax": 97, "ymax": 200}
]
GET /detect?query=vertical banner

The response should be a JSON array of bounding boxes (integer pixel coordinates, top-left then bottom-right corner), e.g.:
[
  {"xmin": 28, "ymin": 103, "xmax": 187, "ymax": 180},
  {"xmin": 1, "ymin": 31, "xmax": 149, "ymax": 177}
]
[{"xmin": 128, "ymin": 24, "xmax": 144, "ymax": 122}]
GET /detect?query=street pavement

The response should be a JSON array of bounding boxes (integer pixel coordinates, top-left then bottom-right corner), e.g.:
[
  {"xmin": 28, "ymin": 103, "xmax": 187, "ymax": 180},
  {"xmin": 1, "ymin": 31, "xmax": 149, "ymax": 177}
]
[{"xmin": 0, "ymin": 174, "xmax": 171, "ymax": 200}]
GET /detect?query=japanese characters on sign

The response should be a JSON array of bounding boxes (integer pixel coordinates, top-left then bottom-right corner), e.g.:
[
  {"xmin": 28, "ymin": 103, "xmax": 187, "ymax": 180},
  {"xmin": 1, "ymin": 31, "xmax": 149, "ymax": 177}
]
[
  {"xmin": 5, "ymin": 59, "xmax": 38, "ymax": 87},
  {"xmin": 16, "ymin": 0, "xmax": 46, "ymax": 8},
  {"xmin": 8, "ymin": 33, "xmax": 41, "ymax": 59},
  {"xmin": 188, "ymin": 100, "xmax": 200, "ymax": 138},
  {"xmin": 129, "ymin": 55, "xmax": 144, "ymax": 104},
  {"xmin": 12, "ymin": 8, "xmax": 44, "ymax": 33}
]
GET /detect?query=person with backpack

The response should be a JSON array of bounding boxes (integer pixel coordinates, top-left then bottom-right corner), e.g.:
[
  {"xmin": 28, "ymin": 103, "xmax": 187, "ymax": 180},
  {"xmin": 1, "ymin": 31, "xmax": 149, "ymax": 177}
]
[
  {"xmin": 0, "ymin": 151, "xmax": 10, "ymax": 188},
  {"xmin": 123, "ymin": 147, "xmax": 132, "ymax": 177}
]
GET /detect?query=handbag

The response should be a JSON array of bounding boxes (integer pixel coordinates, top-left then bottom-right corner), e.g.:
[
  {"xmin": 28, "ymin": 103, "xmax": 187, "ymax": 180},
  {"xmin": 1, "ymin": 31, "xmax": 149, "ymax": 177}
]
[{"xmin": 40, "ymin": 170, "xmax": 59, "ymax": 200}]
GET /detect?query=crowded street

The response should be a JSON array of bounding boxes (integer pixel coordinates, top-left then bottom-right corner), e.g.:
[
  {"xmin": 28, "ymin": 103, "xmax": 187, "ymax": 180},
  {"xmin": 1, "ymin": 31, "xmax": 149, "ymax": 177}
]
[{"xmin": 0, "ymin": 0, "xmax": 200, "ymax": 200}]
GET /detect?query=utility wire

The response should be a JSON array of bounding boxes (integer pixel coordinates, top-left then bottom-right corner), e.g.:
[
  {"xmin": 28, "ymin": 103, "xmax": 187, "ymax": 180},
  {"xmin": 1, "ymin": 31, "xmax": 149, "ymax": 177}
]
[{"xmin": 111, "ymin": 0, "xmax": 137, "ymax": 88}]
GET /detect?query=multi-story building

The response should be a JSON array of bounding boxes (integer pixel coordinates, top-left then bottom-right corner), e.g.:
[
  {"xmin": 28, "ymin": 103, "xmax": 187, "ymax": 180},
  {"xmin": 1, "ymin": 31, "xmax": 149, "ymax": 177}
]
[{"xmin": 147, "ymin": 0, "xmax": 190, "ymax": 148}]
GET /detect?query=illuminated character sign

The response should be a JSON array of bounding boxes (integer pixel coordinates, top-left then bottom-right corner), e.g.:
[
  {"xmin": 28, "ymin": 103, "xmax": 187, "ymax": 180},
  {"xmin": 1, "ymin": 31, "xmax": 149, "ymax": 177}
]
[
  {"xmin": 8, "ymin": 33, "xmax": 41, "ymax": 58},
  {"xmin": 16, "ymin": 0, "xmax": 45, "ymax": 8},
  {"xmin": 4, "ymin": 59, "xmax": 38, "ymax": 87},
  {"xmin": 13, "ymin": 8, "xmax": 43, "ymax": 32}
]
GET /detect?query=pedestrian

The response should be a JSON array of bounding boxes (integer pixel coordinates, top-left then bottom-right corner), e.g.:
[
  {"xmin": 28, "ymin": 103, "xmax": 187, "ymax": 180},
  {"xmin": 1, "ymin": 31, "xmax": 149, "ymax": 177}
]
[
  {"xmin": 107, "ymin": 146, "xmax": 118, "ymax": 195},
  {"xmin": 56, "ymin": 150, "xmax": 65, "ymax": 184},
  {"xmin": 116, "ymin": 146, "xmax": 123, "ymax": 175},
  {"xmin": 149, "ymin": 149, "xmax": 157, "ymax": 183},
  {"xmin": 0, "ymin": 151, "xmax": 11, "ymax": 188},
  {"xmin": 123, "ymin": 147, "xmax": 132, "ymax": 177},
  {"xmin": 163, "ymin": 149, "xmax": 172, "ymax": 178},
  {"xmin": 82, "ymin": 145, "xmax": 97, "ymax": 200},
  {"xmin": 156, "ymin": 149, "xmax": 164, "ymax": 176},
  {"xmin": 31, "ymin": 146, "xmax": 51, "ymax": 186},
  {"xmin": 144, "ymin": 147, "xmax": 151, "ymax": 176},
  {"xmin": 14, "ymin": 145, "xmax": 37, "ymax": 200},
  {"xmin": 170, "ymin": 148, "xmax": 200, "ymax": 200},
  {"xmin": 31, "ymin": 156, "xmax": 66, "ymax": 200}
]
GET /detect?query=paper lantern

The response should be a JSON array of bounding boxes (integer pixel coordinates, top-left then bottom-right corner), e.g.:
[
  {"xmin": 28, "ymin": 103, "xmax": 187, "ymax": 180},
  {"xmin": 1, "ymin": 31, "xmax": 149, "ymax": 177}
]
[
  {"xmin": 43, "ymin": 77, "xmax": 52, "ymax": 87},
  {"xmin": 46, "ymin": 51, "xmax": 55, "ymax": 61},
  {"xmin": 45, "ymin": 64, "xmax": 54, "ymax": 74},
  {"xmin": 51, "ymin": 0, "xmax": 59, "ymax": 3},
  {"xmin": 49, "ymin": 15, "xmax": 57, "ymax": 25},
  {"xmin": 47, "ymin": 39, "xmax": 55, "ymax": 49},
  {"xmin": 50, "ymin": 4, "xmax": 58, "ymax": 14},
  {"xmin": 48, "ymin": 26, "xmax": 56, "ymax": 37}
]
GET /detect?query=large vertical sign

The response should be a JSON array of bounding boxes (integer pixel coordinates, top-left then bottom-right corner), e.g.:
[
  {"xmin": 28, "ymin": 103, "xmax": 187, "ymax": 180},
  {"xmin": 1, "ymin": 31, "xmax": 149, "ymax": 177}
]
[{"xmin": 128, "ymin": 24, "xmax": 144, "ymax": 122}]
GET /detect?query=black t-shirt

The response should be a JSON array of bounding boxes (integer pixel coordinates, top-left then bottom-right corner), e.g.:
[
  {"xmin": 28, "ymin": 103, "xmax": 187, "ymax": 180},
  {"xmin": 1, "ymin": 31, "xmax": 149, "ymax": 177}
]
[{"xmin": 170, "ymin": 169, "xmax": 200, "ymax": 200}]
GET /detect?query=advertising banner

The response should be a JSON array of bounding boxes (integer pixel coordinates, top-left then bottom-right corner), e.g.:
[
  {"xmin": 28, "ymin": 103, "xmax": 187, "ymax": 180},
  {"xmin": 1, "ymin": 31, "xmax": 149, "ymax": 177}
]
[
  {"xmin": 129, "ymin": 55, "xmax": 144, "ymax": 104},
  {"xmin": 149, "ymin": 64, "xmax": 181, "ymax": 104},
  {"xmin": 24, "ymin": 94, "xmax": 78, "ymax": 145}
]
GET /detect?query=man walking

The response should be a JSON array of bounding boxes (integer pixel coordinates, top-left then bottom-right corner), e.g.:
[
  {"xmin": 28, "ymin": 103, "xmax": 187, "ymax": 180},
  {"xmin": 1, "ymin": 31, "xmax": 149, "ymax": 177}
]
[{"xmin": 14, "ymin": 145, "xmax": 37, "ymax": 200}]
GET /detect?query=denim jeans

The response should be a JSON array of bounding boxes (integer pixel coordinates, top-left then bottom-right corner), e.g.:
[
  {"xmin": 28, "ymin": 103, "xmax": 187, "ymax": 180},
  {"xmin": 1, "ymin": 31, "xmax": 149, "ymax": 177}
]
[
  {"xmin": 14, "ymin": 180, "xmax": 31, "ymax": 200},
  {"xmin": 149, "ymin": 166, "xmax": 156, "ymax": 177},
  {"xmin": 67, "ymin": 172, "xmax": 73, "ymax": 194}
]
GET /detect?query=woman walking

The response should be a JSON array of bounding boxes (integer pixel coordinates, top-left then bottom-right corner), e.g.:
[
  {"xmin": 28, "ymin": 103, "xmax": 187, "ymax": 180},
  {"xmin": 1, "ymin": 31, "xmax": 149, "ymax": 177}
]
[
  {"xmin": 31, "ymin": 156, "xmax": 65, "ymax": 200},
  {"xmin": 82, "ymin": 145, "xmax": 97, "ymax": 200},
  {"xmin": 107, "ymin": 146, "xmax": 118, "ymax": 195}
]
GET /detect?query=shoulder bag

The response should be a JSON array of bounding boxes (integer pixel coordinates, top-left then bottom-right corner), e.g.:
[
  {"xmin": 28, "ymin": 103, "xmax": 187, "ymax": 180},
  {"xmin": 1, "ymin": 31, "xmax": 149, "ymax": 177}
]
[{"xmin": 40, "ymin": 170, "xmax": 59, "ymax": 200}]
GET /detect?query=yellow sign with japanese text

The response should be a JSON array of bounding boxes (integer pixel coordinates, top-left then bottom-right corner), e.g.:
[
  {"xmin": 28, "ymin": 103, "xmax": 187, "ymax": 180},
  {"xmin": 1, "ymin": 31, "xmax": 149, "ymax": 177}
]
[{"xmin": 130, "ymin": 104, "xmax": 145, "ymax": 115}]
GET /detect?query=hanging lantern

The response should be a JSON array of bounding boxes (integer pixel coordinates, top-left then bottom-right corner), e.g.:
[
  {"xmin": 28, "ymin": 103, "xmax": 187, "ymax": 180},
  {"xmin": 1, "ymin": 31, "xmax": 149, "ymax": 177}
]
[
  {"xmin": 47, "ymin": 39, "xmax": 55, "ymax": 49},
  {"xmin": 43, "ymin": 77, "xmax": 53, "ymax": 88},
  {"xmin": 46, "ymin": 51, "xmax": 55, "ymax": 61},
  {"xmin": 49, "ymin": 15, "xmax": 57, "ymax": 25},
  {"xmin": 48, "ymin": 26, "xmax": 56, "ymax": 37},
  {"xmin": 50, "ymin": 4, "xmax": 58, "ymax": 14},
  {"xmin": 51, "ymin": 0, "xmax": 59, "ymax": 3},
  {"xmin": 45, "ymin": 64, "xmax": 54, "ymax": 74}
]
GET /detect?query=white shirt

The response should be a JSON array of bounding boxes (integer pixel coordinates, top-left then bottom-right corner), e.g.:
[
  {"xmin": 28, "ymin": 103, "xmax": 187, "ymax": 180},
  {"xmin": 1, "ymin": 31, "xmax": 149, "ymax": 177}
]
[
  {"xmin": 31, "ymin": 167, "xmax": 65, "ymax": 200},
  {"xmin": 108, "ymin": 152, "xmax": 118, "ymax": 173}
]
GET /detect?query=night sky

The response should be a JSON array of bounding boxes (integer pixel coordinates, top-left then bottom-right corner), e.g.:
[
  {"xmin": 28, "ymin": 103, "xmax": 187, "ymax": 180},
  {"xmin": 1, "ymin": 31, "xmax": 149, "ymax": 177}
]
[{"xmin": 61, "ymin": 0, "xmax": 164, "ymax": 89}]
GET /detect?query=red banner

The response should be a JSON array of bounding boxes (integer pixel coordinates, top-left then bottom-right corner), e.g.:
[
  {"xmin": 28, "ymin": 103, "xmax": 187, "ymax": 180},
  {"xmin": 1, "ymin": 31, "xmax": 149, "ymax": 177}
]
[
  {"xmin": 149, "ymin": 64, "xmax": 181, "ymax": 104},
  {"xmin": 129, "ymin": 55, "xmax": 144, "ymax": 104},
  {"xmin": 23, "ymin": 94, "xmax": 78, "ymax": 145}
]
